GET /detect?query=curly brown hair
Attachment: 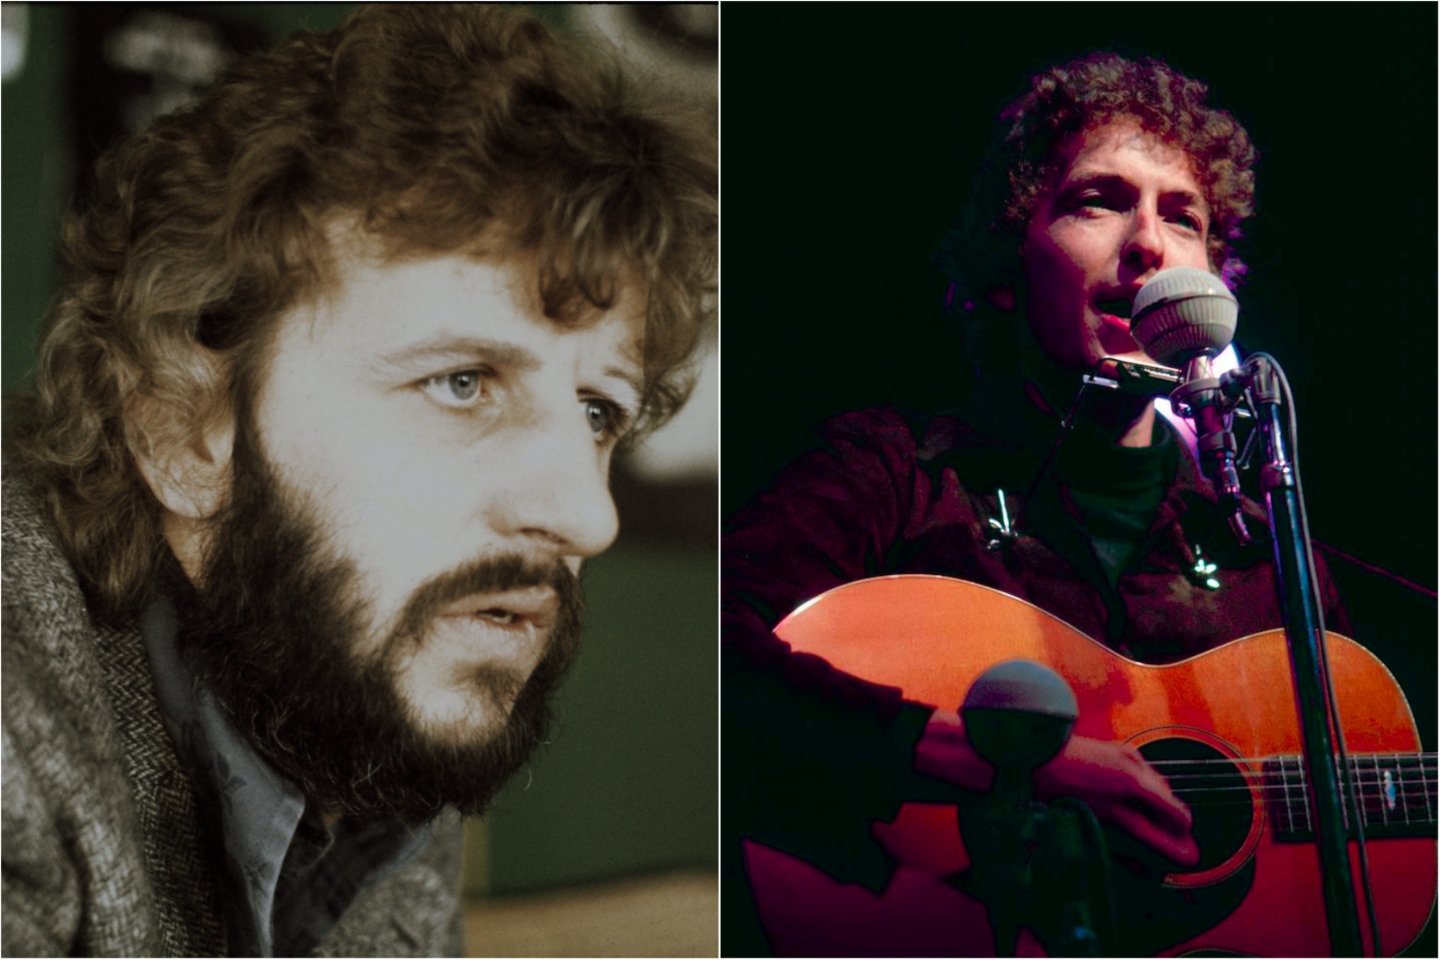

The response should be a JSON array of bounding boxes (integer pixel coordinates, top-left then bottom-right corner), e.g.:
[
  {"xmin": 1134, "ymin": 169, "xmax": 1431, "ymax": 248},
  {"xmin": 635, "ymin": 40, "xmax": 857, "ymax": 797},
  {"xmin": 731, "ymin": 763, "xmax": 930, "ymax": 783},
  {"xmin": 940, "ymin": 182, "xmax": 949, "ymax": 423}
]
[
  {"xmin": 942, "ymin": 52, "xmax": 1256, "ymax": 305},
  {"xmin": 8, "ymin": 4, "xmax": 717, "ymax": 621}
]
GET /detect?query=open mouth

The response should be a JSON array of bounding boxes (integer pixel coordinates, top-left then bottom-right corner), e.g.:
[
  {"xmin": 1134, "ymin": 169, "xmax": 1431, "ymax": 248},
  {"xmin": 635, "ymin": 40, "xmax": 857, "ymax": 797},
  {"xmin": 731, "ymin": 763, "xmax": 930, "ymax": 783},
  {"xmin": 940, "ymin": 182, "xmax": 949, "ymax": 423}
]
[
  {"xmin": 1096, "ymin": 298, "xmax": 1133, "ymax": 320},
  {"xmin": 441, "ymin": 586, "xmax": 558, "ymax": 632},
  {"xmin": 1094, "ymin": 296, "xmax": 1145, "ymax": 357}
]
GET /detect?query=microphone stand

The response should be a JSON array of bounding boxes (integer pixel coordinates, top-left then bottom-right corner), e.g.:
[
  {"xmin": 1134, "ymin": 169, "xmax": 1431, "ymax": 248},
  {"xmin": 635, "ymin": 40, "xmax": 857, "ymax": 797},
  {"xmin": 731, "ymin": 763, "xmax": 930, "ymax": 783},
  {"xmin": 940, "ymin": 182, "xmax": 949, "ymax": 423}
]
[
  {"xmin": 959, "ymin": 662, "xmax": 1114, "ymax": 957},
  {"xmin": 1091, "ymin": 351, "xmax": 1367, "ymax": 954},
  {"xmin": 959, "ymin": 784, "xmax": 1112, "ymax": 957},
  {"xmin": 1199, "ymin": 355, "xmax": 1366, "ymax": 956}
]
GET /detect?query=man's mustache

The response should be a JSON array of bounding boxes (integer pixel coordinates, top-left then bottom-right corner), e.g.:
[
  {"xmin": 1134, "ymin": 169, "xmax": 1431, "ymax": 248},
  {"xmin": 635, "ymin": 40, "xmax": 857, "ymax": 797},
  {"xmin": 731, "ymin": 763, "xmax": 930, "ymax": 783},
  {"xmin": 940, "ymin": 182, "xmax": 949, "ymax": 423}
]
[{"xmin": 387, "ymin": 554, "xmax": 581, "ymax": 651}]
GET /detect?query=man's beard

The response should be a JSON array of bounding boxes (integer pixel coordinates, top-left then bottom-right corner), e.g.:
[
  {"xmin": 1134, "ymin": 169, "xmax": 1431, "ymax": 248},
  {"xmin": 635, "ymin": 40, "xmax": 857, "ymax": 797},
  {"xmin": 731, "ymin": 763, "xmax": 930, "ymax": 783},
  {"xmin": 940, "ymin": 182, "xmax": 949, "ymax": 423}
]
[{"xmin": 172, "ymin": 431, "xmax": 583, "ymax": 825}]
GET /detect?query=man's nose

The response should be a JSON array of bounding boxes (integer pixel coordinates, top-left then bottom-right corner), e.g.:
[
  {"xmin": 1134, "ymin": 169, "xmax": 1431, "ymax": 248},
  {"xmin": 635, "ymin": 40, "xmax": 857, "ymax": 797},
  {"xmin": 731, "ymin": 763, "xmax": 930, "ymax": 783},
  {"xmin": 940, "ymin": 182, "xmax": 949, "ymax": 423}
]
[
  {"xmin": 485, "ymin": 405, "xmax": 620, "ymax": 560},
  {"xmin": 1122, "ymin": 206, "xmax": 1166, "ymax": 271}
]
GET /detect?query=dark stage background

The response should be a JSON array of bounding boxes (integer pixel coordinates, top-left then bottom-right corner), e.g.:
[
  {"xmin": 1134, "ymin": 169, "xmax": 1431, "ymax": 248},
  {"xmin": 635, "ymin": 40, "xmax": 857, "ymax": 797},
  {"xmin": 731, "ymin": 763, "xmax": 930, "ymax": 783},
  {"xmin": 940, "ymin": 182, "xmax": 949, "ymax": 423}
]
[{"xmin": 721, "ymin": 0, "xmax": 1438, "ymax": 865}]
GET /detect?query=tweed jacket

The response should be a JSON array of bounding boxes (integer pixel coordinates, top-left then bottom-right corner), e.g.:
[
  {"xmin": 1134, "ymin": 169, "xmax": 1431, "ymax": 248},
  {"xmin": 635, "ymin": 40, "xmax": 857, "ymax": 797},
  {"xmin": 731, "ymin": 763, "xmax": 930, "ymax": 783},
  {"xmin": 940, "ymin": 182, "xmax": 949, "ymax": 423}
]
[{"xmin": 2, "ymin": 472, "xmax": 466, "ymax": 957}]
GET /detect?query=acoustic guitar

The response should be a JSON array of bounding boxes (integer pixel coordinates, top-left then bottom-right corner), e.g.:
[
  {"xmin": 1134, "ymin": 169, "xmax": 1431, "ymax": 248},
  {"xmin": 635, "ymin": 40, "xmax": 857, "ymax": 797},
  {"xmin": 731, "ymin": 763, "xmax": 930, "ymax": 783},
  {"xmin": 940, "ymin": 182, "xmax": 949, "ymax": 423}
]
[{"xmin": 743, "ymin": 575, "xmax": 1436, "ymax": 956}]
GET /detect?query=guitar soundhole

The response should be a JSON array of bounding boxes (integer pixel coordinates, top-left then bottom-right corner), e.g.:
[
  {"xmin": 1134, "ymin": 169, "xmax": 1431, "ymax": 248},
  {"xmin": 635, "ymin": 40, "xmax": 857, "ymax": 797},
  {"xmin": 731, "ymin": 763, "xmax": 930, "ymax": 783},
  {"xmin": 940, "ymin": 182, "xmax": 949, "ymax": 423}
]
[{"xmin": 1139, "ymin": 738, "xmax": 1252, "ymax": 873}]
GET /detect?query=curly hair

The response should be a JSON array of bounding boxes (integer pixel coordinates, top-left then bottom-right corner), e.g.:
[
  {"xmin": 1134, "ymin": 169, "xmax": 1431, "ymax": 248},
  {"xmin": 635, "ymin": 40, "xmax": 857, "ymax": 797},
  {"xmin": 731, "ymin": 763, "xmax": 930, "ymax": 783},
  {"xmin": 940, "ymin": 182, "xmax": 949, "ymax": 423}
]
[
  {"xmin": 941, "ymin": 52, "xmax": 1256, "ymax": 306},
  {"xmin": 8, "ymin": 4, "xmax": 717, "ymax": 621}
]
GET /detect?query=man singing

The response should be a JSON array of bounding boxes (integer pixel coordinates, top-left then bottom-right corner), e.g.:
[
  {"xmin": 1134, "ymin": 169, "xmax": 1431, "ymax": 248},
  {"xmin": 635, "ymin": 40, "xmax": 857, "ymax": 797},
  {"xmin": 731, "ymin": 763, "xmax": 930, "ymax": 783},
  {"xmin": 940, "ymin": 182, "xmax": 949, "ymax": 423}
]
[
  {"xmin": 3, "ymin": 5, "xmax": 715, "ymax": 956},
  {"xmin": 723, "ymin": 52, "xmax": 1363, "ymax": 954}
]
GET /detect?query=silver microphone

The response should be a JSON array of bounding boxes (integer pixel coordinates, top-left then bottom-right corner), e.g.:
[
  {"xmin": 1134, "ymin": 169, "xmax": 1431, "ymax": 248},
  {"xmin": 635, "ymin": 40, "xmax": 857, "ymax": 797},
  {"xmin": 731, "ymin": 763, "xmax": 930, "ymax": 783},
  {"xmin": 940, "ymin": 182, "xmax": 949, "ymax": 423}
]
[
  {"xmin": 1129, "ymin": 266, "xmax": 1238, "ymax": 368},
  {"xmin": 1130, "ymin": 267, "xmax": 1250, "ymax": 544}
]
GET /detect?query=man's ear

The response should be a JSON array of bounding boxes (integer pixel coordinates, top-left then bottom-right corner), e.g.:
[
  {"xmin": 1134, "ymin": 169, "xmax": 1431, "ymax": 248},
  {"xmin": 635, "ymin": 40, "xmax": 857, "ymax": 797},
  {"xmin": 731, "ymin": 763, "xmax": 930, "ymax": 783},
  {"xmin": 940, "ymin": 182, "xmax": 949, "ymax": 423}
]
[{"xmin": 129, "ymin": 392, "xmax": 237, "ymax": 522}]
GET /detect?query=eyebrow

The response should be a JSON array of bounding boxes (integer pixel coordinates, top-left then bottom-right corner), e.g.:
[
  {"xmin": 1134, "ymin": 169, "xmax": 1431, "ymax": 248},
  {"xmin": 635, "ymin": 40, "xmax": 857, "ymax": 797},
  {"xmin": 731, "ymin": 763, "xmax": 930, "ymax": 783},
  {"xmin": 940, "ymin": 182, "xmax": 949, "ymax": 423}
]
[
  {"xmin": 607, "ymin": 339, "xmax": 647, "ymax": 399},
  {"xmin": 603, "ymin": 363, "xmax": 645, "ymax": 403},
  {"xmin": 377, "ymin": 337, "xmax": 540, "ymax": 374}
]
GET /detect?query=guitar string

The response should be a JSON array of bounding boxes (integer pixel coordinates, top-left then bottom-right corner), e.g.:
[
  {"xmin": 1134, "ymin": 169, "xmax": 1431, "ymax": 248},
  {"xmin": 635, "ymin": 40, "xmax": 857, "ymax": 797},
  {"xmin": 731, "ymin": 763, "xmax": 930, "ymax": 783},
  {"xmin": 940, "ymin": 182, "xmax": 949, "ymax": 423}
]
[
  {"xmin": 1148, "ymin": 763, "xmax": 1439, "ymax": 772},
  {"xmin": 1160, "ymin": 781, "xmax": 1434, "ymax": 795},
  {"xmin": 1147, "ymin": 772, "xmax": 1436, "ymax": 796},
  {"xmin": 1143, "ymin": 755, "xmax": 1437, "ymax": 767},
  {"xmin": 1168, "ymin": 797, "xmax": 1433, "ymax": 821},
  {"xmin": 1117, "ymin": 758, "xmax": 1437, "ymax": 810},
  {"xmin": 1145, "ymin": 778, "xmax": 1436, "ymax": 821},
  {"xmin": 1124, "ymin": 758, "xmax": 1436, "ymax": 819},
  {"xmin": 1144, "ymin": 766, "xmax": 1437, "ymax": 777},
  {"xmin": 1139, "ymin": 801, "xmax": 1429, "ymax": 816},
  {"xmin": 1164, "ymin": 784, "xmax": 1435, "ymax": 798},
  {"xmin": 1163, "ymin": 784, "xmax": 1435, "ymax": 797},
  {"xmin": 1127, "ymin": 759, "xmax": 1436, "ymax": 788},
  {"xmin": 1120, "ymin": 807, "xmax": 1432, "ymax": 823},
  {"xmin": 1143, "ymin": 752, "xmax": 1438, "ymax": 761},
  {"xmin": 1168, "ymin": 781, "xmax": 1438, "ymax": 788},
  {"xmin": 1148, "ymin": 770, "xmax": 1437, "ymax": 782},
  {"xmin": 1102, "ymin": 782, "xmax": 1437, "ymax": 821},
  {"xmin": 1160, "ymin": 780, "xmax": 1437, "ymax": 791},
  {"xmin": 1149, "ymin": 818, "xmax": 1429, "ymax": 829},
  {"xmin": 1152, "ymin": 773, "xmax": 1437, "ymax": 779},
  {"xmin": 1148, "ymin": 770, "xmax": 1437, "ymax": 777},
  {"xmin": 1148, "ymin": 769, "xmax": 1435, "ymax": 782}
]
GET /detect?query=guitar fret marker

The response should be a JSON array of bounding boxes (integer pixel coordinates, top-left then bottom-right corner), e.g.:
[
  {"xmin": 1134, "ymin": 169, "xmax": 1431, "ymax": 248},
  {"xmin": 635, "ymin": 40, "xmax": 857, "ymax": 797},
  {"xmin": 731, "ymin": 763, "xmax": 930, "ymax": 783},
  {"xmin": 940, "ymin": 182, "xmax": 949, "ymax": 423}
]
[
  {"xmin": 1375, "ymin": 756, "xmax": 1389, "ymax": 825},
  {"xmin": 1394, "ymin": 754, "xmax": 1408, "ymax": 823}
]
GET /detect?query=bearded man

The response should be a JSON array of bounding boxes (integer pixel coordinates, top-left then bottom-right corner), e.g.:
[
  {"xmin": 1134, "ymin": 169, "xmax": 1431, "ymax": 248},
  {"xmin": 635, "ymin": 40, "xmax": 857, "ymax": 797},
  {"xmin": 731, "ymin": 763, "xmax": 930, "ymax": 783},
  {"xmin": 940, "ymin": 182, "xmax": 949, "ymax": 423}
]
[{"xmin": 2, "ymin": 5, "xmax": 715, "ymax": 956}]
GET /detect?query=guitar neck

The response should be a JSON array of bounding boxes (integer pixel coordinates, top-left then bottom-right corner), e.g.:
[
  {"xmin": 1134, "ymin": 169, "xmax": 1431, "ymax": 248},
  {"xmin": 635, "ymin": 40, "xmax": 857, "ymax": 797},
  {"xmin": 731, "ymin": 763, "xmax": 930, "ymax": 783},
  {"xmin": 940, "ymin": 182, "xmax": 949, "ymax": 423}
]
[{"xmin": 1266, "ymin": 752, "xmax": 1438, "ymax": 841}]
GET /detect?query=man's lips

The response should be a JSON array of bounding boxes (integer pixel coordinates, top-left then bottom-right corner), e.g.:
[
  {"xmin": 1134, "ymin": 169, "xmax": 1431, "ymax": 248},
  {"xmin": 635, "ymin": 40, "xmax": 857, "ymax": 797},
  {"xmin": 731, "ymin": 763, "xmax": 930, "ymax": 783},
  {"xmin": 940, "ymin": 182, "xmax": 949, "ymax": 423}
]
[
  {"xmin": 1095, "ymin": 302, "xmax": 1144, "ymax": 355},
  {"xmin": 1095, "ymin": 295, "xmax": 1134, "ymax": 323},
  {"xmin": 438, "ymin": 586, "xmax": 558, "ymax": 630},
  {"xmin": 1098, "ymin": 311, "xmax": 1133, "ymax": 334}
]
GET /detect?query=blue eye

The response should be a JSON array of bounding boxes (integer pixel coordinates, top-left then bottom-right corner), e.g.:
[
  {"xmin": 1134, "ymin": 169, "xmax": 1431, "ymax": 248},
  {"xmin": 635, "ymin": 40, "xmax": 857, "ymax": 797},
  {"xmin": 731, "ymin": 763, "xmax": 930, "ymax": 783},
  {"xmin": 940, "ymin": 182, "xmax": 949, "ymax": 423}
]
[
  {"xmin": 584, "ymin": 398, "xmax": 613, "ymax": 436},
  {"xmin": 421, "ymin": 370, "xmax": 484, "ymax": 408}
]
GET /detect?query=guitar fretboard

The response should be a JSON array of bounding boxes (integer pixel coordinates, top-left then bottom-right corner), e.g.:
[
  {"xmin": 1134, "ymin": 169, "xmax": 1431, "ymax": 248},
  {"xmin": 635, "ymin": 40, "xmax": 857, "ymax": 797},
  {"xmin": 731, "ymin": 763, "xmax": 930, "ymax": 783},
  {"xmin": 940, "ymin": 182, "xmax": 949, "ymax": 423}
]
[{"xmin": 1265, "ymin": 753, "xmax": 1438, "ymax": 841}]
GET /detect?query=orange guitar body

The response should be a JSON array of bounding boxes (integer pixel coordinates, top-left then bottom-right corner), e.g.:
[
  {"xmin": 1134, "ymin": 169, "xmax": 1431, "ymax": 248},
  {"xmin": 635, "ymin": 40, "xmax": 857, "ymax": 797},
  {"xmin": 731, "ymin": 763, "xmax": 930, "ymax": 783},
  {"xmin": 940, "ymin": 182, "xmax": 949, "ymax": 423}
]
[{"xmin": 743, "ymin": 575, "xmax": 1436, "ymax": 956}]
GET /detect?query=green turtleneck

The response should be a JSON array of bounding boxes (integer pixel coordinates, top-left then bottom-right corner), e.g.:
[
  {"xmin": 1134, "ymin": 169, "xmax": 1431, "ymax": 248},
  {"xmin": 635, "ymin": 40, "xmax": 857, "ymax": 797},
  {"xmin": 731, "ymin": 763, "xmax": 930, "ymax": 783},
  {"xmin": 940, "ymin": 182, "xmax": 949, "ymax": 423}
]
[{"xmin": 1057, "ymin": 418, "xmax": 1179, "ymax": 585}]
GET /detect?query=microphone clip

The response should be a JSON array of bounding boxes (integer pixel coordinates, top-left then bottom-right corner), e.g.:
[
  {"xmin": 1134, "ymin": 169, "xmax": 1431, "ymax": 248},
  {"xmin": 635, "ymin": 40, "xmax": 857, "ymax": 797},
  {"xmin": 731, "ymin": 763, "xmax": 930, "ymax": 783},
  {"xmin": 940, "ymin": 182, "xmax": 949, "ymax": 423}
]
[{"xmin": 1169, "ymin": 354, "xmax": 1252, "ymax": 547}]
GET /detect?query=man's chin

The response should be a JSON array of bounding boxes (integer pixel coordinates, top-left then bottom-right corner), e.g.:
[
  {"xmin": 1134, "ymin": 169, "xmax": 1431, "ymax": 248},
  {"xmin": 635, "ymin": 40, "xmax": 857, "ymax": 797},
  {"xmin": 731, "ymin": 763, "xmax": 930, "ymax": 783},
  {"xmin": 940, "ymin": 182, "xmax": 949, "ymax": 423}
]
[
  {"xmin": 330, "ymin": 685, "xmax": 556, "ymax": 824},
  {"xmin": 393, "ymin": 651, "xmax": 530, "ymax": 729},
  {"xmin": 398, "ymin": 685, "xmax": 523, "ymax": 749}
]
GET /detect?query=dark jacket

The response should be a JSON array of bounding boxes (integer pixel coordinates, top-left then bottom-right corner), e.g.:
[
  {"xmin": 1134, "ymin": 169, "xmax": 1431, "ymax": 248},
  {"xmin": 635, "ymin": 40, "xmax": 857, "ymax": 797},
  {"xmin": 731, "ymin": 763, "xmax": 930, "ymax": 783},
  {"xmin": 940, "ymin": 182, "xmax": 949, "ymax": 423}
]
[
  {"xmin": 721, "ymin": 398, "xmax": 1348, "ymax": 950},
  {"xmin": 1, "ymin": 472, "xmax": 465, "ymax": 957}
]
